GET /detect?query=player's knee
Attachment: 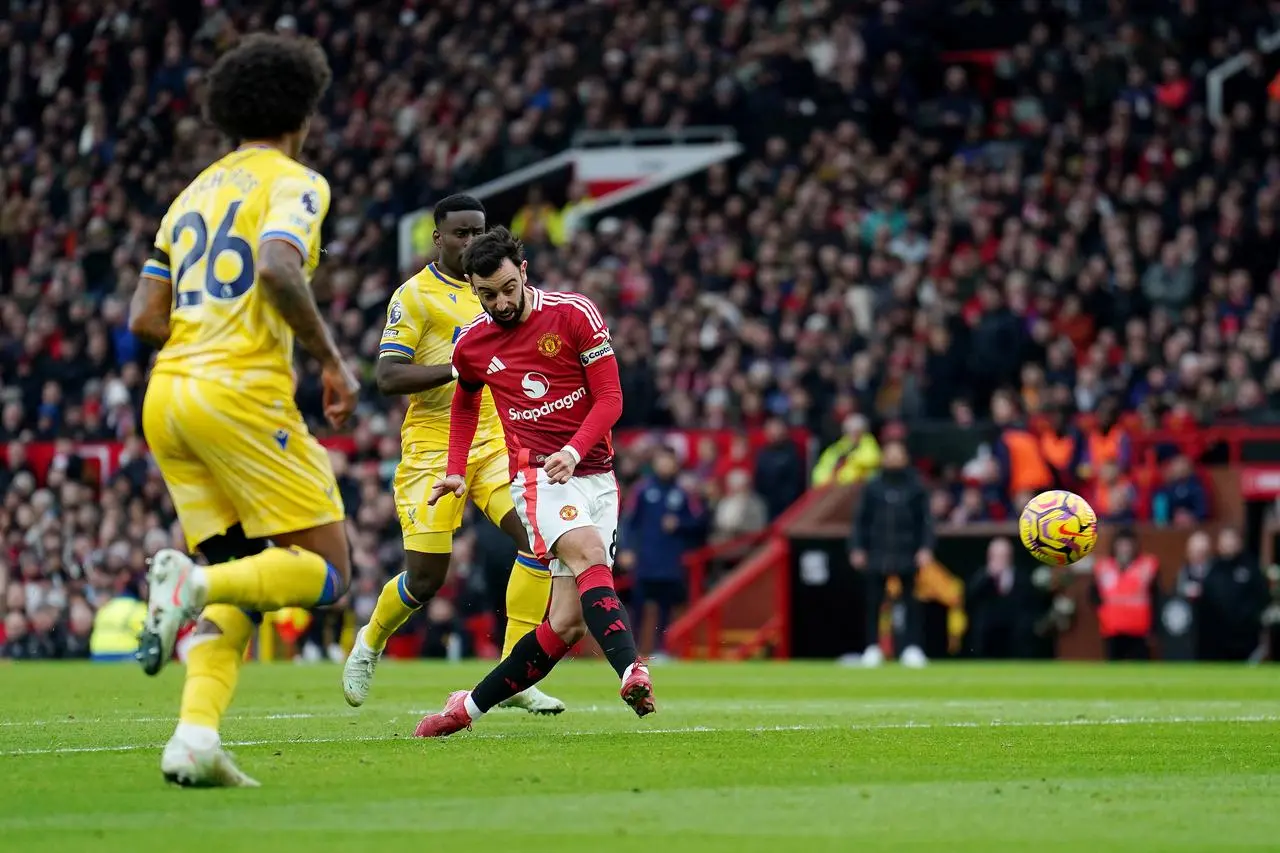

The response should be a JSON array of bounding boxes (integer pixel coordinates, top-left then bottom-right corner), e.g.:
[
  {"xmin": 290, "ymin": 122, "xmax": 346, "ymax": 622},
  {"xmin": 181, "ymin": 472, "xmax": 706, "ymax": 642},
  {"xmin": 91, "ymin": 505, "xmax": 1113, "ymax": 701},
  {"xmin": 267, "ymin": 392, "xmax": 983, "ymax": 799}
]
[
  {"xmin": 549, "ymin": 610, "xmax": 587, "ymax": 646},
  {"xmin": 552, "ymin": 530, "xmax": 608, "ymax": 575},
  {"xmin": 498, "ymin": 509, "xmax": 532, "ymax": 552},
  {"xmin": 547, "ymin": 588, "xmax": 586, "ymax": 645},
  {"xmin": 404, "ymin": 553, "xmax": 449, "ymax": 602}
]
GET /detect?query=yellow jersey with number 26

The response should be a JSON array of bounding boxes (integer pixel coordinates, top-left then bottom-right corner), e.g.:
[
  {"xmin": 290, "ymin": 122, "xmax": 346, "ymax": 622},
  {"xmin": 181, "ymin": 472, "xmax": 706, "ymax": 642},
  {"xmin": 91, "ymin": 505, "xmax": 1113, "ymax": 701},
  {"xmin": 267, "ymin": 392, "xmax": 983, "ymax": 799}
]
[{"xmin": 145, "ymin": 144, "xmax": 330, "ymax": 394}]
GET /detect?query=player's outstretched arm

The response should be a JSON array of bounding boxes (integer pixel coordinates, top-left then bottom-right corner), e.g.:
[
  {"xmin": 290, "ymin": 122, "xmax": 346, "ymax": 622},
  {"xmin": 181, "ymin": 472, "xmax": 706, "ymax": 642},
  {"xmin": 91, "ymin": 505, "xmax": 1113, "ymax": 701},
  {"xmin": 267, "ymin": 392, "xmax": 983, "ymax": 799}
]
[
  {"xmin": 374, "ymin": 357, "xmax": 456, "ymax": 396},
  {"xmin": 258, "ymin": 240, "xmax": 343, "ymax": 366},
  {"xmin": 128, "ymin": 271, "xmax": 173, "ymax": 346}
]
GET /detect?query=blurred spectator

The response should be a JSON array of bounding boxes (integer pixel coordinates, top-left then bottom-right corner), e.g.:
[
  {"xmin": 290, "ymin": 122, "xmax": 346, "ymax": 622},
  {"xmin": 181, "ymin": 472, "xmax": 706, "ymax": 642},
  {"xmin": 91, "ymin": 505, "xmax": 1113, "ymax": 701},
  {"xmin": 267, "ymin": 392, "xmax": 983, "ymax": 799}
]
[
  {"xmin": 754, "ymin": 418, "xmax": 805, "ymax": 521},
  {"xmin": 711, "ymin": 468, "xmax": 769, "ymax": 545},
  {"xmin": 622, "ymin": 446, "xmax": 708, "ymax": 657},
  {"xmin": 1037, "ymin": 408, "xmax": 1080, "ymax": 490},
  {"xmin": 1091, "ymin": 460, "xmax": 1138, "ymax": 524},
  {"xmin": 1195, "ymin": 528, "xmax": 1269, "ymax": 661},
  {"xmin": 991, "ymin": 392, "xmax": 1053, "ymax": 513},
  {"xmin": 1091, "ymin": 529, "xmax": 1161, "ymax": 662},
  {"xmin": 965, "ymin": 537, "xmax": 1040, "ymax": 659},
  {"xmin": 88, "ymin": 580, "xmax": 147, "ymax": 662},
  {"xmin": 849, "ymin": 441, "xmax": 933, "ymax": 668},
  {"xmin": 1152, "ymin": 454, "xmax": 1209, "ymax": 527},
  {"xmin": 811, "ymin": 414, "xmax": 881, "ymax": 487}
]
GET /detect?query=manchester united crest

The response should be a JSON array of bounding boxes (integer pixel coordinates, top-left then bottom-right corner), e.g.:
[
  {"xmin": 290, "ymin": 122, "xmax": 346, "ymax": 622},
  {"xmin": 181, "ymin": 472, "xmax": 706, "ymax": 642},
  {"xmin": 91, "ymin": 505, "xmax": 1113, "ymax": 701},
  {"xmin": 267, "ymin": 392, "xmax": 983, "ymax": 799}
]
[
  {"xmin": 537, "ymin": 332, "xmax": 563, "ymax": 358},
  {"xmin": 559, "ymin": 505, "xmax": 579, "ymax": 521}
]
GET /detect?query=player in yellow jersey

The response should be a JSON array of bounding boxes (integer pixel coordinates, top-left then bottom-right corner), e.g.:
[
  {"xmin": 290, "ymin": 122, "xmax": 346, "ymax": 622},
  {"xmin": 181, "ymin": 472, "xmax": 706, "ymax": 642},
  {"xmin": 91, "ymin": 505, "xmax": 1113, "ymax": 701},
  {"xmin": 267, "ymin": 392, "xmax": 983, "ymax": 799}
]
[
  {"xmin": 127, "ymin": 34, "xmax": 359, "ymax": 788},
  {"xmin": 341, "ymin": 195, "xmax": 564, "ymax": 714}
]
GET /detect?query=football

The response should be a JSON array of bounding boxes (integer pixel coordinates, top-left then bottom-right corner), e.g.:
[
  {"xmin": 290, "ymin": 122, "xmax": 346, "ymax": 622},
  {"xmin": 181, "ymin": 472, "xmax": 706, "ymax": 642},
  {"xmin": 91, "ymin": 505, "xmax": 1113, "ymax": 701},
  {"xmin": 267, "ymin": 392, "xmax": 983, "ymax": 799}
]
[{"xmin": 1018, "ymin": 489, "xmax": 1099, "ymax": 566}]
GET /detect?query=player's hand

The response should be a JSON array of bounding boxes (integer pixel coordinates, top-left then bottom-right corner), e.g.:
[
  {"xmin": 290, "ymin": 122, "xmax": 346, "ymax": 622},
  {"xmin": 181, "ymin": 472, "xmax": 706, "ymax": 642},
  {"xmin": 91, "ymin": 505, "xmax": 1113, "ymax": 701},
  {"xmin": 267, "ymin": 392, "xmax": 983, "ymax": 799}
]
[
  {"xmin": 321, "ymin": 358, "xmax": 360, "ymax": 429},
  {"xmin": 544, "ymin": 450, "xmax": 577, "ymax": 484},
  {"xmin": 850, "ymin": 550, "xmax": 867, "ymax": 570},
  {"xmin": 428, "ymin": 475, "xmax": 467, "ymax": 507}
]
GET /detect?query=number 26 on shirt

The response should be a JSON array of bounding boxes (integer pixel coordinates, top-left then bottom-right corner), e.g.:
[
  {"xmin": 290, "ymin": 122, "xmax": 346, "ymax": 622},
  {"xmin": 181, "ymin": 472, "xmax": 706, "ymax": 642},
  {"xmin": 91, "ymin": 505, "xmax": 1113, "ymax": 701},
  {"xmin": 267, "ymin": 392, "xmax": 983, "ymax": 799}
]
[{"xmin": 172, "ymin": 200, "xmax": 256, "ymax": 309}]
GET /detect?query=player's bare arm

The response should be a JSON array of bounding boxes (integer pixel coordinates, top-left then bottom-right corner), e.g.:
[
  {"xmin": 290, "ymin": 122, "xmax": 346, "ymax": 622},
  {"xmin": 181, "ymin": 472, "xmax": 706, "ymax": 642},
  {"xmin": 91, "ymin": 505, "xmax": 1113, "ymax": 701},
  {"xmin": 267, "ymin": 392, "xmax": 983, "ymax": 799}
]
[
  {"xmin": 374, "ymin": 357, "xmax": 456, "ymax": 396},
  {"xmin": 128, "ymin": 269, "xmax": 173, "ymax": 346},
  {"xmin": 258, "ymin": 240, "xmax": 358, "ymax": 427},
  {"xmin": 258, "ymin": 240, "xmax": 342, "ymax": 363}
]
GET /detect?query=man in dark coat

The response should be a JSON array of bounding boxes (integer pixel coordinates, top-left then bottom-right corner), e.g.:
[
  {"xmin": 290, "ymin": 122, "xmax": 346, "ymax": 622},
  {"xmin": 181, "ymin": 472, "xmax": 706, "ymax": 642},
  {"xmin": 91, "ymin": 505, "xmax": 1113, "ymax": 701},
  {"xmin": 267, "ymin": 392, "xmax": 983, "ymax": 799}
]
[
  {"xmin": 849, "ymin": 440, "xmax": 934, "ymax": 667},
  {"xmin": 965, "ymin": 537, "xmax": 1042, "ymax": 659},
  {"xmin": 1196, "ymin": 528, "xmax": 1269, "ymax": 661}
]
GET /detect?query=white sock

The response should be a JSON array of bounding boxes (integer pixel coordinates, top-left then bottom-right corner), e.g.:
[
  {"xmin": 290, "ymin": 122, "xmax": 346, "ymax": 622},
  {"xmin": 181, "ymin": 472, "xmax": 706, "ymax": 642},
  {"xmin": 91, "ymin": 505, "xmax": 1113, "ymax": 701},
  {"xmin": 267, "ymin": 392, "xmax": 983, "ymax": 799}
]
[
  {"xmin": 174, "ymin": 721, "xmax": 220, "ymax": 751},
  {"xmin": 355, "ymin": 626, "xmax": 377, "ymax": 655},
  {"xmin": 464, "ymin": 693, "xmax": 485, "ymax": 722},
  {"xmin": 622, "ymin": 661, "xmax": 647, "ymax": 682},
  {"xmin": 189, "ymin": 565, "xmax": 210, "ymax": 607}
]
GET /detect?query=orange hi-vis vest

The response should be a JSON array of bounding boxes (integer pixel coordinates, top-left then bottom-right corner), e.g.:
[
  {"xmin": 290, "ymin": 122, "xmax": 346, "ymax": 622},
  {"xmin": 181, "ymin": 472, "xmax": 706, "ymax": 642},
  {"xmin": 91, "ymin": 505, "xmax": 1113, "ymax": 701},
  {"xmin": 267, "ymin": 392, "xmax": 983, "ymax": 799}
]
[
  {"xmin": 1094, "ymin": 555, "xmax": 1157, "ymax": 638},
  {"xmin": 1002, "ymin": 428, "xmax": 1054, "ymax": 494},
  {"xmin": 1040, "ymin": 432, "xmax": 1075, "ymax": 473},
  {"xmin": 1087, "ymin": 427, "xmax": 1124, "ymax": 469}
]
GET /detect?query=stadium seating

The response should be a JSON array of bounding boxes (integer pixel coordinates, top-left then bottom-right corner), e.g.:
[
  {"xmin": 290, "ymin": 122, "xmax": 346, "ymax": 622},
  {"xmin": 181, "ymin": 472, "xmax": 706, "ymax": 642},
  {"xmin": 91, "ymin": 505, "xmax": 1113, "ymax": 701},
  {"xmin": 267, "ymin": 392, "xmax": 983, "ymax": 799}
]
[{"xmin": 2, "ymin": 0, "xmax": 1279, "ymax": 655}]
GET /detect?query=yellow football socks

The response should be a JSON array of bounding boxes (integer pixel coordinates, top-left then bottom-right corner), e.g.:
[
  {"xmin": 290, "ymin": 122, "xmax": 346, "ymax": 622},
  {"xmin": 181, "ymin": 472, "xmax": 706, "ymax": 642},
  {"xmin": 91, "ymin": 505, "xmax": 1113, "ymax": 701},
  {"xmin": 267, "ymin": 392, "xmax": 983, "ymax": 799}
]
[
  {"xmin": 502, "ymin": 552, "xmax": 551, "ymax": 658},
  {"xmin": 202, "ymin": 546, "xmax": 338, "ymax": 611},
  {"xmin": 363, "ymin": 571, "xmax": 422, "ymax": 653},
  {"xmin": 178, "ymin": 604, "xmax": 254, "ymax": 730}
]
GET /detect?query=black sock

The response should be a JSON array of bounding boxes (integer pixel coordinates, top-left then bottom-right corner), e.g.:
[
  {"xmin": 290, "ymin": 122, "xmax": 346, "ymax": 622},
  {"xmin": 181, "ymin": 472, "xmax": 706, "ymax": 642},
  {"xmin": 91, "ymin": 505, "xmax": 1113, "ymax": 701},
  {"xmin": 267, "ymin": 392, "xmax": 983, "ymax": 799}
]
[
  {"xmin": 470, "ymin": 622, "xmax": 568, "ymax": 712},
  {"xmin": 578, "ymin": 564, "xmax": 639, "ymax": 678}
]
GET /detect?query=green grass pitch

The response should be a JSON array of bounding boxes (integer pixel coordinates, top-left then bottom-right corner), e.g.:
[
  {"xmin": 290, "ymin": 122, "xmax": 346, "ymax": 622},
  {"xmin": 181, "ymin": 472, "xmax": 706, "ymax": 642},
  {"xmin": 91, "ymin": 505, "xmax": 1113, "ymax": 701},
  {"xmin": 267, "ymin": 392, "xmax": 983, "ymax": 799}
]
[{"xmin": 1, "ymin": 660, "xmax": 1278, "ymax": 852}]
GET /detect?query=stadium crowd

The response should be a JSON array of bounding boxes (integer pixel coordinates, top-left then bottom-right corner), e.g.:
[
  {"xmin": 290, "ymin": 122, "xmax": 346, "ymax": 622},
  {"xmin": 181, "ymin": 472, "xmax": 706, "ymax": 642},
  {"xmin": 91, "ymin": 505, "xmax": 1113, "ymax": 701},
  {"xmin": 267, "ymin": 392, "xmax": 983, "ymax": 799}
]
[{"xmin": 3, "ymin": 0, "xmax": 1280, "ymax": 657}]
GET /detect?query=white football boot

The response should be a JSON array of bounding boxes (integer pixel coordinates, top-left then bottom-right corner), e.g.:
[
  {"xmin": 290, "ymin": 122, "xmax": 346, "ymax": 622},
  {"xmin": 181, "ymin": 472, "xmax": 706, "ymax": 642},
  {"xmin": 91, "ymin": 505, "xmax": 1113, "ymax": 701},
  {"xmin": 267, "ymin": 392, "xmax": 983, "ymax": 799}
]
[
  {"xmin": 161, "ymin": 726, "xmax": 259, "ymax": 788},
  {"xmin": 900, "ymin": 645, "xmax": 929, "ymax": 668},
  {"xmin": 498, "ymin": 685, "xmax": 566, "ymax": 715},
  {"xmin": 861, "ymin": 645, "xmax": 885, "ymax": 668},
  {"xmin": 342, "ymin": 626, "xmax": 381, "ymax": 707},
  {"xmin": 139, "ymin": 549, "xmax": 206, "ymax": 676}
]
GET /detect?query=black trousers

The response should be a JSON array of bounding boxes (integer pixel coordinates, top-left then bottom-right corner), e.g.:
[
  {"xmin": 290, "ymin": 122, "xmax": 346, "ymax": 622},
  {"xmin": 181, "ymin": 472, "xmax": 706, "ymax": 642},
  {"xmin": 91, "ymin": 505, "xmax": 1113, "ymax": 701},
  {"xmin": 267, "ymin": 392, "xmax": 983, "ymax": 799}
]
[
  {"xmin": 865, "ymin": 572, "xmax": 922, "ymax": 652},
  {"xmin": 1104, "ymin": 634, "xmax": 1151, "ymax": 661}
]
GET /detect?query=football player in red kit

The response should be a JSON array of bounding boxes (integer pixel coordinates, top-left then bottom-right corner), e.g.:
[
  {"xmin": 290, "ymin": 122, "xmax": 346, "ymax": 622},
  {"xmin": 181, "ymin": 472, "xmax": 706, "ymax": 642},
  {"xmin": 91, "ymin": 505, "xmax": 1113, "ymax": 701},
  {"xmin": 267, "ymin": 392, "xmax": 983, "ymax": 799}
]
[{"xmin": 414, "ymin": 226, "xmax": 653, "ymax": 737}]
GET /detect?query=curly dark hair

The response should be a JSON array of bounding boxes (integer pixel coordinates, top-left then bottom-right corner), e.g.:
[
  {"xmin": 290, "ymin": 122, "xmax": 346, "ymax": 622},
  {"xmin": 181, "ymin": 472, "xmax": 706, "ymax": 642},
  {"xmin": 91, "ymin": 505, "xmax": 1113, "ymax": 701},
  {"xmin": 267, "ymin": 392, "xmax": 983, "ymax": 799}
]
[
  {"xmin": 204, "ymin": 33, "xmax": 332, "ymax": 142},
  {"xmin": 461, "ymin": 226, "xmax": 525, "ymax": 278}
]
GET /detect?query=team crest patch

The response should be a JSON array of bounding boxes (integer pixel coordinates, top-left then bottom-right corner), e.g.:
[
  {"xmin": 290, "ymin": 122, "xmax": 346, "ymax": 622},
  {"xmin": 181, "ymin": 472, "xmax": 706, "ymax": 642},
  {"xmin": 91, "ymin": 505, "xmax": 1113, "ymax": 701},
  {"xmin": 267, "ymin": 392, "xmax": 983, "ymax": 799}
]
[
  {"xmin": 537, "ymin": 332, "xmax": 563, "ymax": 358},
  {"xmin": 301, "ymin": 190, "xmax": 319, "ymax": 216},
  {"xmin": 559, "ymin": 505, "xmax": 579, "ymax": 521}
]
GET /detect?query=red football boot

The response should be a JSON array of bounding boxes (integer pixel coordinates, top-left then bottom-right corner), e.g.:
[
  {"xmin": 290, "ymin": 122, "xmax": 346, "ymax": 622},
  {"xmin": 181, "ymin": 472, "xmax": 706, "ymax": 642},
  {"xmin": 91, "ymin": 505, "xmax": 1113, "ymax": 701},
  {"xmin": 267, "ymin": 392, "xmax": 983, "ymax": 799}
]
[
  {"xmin": 413, "ymin": 690, "xmax": 474, "ymax": 738},
  {"xmin": 620, "ymin": 661, "xmax": 656, "ymax": 717}
]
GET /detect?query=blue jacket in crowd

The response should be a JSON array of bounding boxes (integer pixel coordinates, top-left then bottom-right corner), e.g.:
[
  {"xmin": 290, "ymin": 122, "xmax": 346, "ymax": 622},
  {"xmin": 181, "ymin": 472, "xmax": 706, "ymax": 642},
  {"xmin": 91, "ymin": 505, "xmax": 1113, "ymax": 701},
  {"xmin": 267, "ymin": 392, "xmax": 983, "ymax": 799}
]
[{"xmin": 622, "ymin": 475, "xmax": 708, "ymax": 582}]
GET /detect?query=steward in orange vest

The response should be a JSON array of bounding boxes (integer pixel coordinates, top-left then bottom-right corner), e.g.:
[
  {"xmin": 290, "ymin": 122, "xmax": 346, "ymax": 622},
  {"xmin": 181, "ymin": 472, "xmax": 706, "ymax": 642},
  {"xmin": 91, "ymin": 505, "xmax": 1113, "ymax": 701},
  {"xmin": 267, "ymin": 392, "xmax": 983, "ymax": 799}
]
[
  {"xmin": 990, "ymin": 392, "xmax": 1053, "ymax": 508},
  {"xmin": 1090, "ymin": 528, "xmax": 1161, "ymax": 661},
  {"xmin": 1038, "ymin": 407, "xmax": 1079, "ymax": 488}
]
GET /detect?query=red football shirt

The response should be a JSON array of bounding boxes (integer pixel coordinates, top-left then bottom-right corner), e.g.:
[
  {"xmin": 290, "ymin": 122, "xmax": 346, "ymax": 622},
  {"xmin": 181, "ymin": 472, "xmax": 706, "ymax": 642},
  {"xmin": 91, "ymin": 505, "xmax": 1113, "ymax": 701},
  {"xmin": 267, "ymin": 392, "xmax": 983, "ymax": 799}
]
[{"xmin": 449, "ymin": 287, "xmax": 622, "ymax": 479}]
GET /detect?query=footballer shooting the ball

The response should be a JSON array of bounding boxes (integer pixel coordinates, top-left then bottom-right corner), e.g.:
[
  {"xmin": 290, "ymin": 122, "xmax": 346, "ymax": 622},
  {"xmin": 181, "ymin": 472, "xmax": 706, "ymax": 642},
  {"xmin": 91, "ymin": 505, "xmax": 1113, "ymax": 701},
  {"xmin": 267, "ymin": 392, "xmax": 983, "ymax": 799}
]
[
  {"xmin": 342, "ymin": 194, "xmax": 564, "ymax": 716},
  {"xmin": 415, "ymin": 227, "xmax": 654, "ymax": 737}
]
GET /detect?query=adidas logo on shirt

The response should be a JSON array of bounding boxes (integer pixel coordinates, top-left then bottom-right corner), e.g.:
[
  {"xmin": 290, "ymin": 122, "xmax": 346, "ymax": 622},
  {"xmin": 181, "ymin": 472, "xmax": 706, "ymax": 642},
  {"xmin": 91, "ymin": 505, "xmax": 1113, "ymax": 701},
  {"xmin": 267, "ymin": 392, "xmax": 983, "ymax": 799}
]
[{"xmin": 487, "ymin": 356, "xmax": 506, "ymax": 375}]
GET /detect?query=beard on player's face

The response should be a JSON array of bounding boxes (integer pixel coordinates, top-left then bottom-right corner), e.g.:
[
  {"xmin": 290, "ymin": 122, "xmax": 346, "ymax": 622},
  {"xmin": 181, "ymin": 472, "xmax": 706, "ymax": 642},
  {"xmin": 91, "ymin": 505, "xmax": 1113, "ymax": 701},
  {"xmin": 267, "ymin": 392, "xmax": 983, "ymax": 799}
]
[{"xmin": 487, "ymin": 287, "xmax": 526, "ymax": 327}]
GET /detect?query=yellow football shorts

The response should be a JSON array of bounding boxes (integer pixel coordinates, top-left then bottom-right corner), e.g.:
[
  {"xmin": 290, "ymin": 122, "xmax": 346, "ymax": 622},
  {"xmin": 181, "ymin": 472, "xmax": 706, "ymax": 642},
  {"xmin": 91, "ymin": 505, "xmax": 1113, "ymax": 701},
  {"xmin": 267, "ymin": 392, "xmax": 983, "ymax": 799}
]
[
  {"xmin": 142, "ymin": 374, "xmax": 344, "ymax": 550},
  {"xmin": 396, "ymin": 438, "xmax": 514, "ymax": 553}
]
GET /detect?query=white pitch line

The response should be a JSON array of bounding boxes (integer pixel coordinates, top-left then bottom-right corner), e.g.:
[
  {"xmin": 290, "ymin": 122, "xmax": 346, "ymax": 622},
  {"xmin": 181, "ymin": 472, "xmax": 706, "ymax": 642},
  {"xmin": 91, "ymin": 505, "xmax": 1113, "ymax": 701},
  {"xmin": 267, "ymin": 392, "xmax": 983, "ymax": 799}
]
[
  {"xmin": 3, "ymin": 698, "xmax": 1267, "ymax": 729},
  {"xmin": 2, "ymin": 714, "xmax": 1277, "ymax": 758}
]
